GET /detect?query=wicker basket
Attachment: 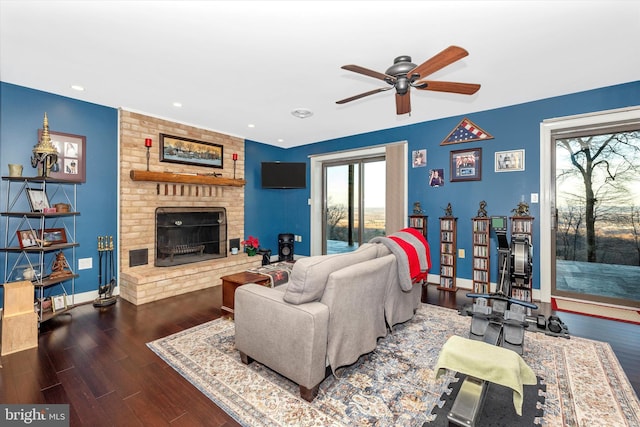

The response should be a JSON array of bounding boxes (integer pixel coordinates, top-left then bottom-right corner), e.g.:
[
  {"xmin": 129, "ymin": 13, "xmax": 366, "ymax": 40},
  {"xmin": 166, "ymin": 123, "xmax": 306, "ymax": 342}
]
[{"xmin": 55, "ymin": 203, "xmax": 70, "ymax": 213}]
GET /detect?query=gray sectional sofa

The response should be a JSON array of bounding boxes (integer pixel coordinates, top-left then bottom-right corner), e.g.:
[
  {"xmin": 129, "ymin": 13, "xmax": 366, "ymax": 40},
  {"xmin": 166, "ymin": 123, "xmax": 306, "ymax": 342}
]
[{"xmin": 234, "ymin": 238, "xmax": 429, "ymax": 401}]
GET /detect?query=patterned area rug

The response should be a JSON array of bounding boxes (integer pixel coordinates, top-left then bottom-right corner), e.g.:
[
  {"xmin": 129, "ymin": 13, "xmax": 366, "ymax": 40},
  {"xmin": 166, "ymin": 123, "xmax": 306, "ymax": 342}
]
[{"xmin": 147, "ymin": 304, "xmax": 640, "ymax": 427}]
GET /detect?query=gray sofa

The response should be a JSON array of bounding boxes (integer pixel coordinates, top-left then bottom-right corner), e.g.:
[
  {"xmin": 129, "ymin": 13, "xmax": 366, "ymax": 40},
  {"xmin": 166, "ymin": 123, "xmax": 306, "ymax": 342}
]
[{"xmin": 234, "ymin": 240, "xmax": 427, "ymax": 401}]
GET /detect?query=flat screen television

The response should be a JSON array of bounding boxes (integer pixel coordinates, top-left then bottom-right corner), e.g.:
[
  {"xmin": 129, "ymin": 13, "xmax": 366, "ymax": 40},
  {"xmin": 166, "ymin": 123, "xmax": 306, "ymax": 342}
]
[{"xmin": 261, "ymin": 162, "xmax": 306, "ymax": 189}]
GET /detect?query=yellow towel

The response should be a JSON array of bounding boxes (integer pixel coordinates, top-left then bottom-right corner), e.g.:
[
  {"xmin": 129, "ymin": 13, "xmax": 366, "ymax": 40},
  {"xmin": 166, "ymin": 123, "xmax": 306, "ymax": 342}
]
[{"xmin": 434, "ymin": 335, "xmax": 537, "ymax": 416}]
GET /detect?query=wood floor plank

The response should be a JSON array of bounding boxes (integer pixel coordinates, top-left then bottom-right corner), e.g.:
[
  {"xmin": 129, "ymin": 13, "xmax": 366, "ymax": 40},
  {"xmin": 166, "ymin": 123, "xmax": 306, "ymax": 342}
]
[
  {"xmin": 96, "ymin": 390, "xmax": 145, "ymax": 427},
  {"xmin": 56, "ymin": 366, "xmax": 112, "ymax": 425},
  {"xmin": 123, "ymin": 390, "xmax": 176, "ymax": 427},
  {"xmin": 41, "ymin": 384, "xmax": 82, "ymax": 427}
]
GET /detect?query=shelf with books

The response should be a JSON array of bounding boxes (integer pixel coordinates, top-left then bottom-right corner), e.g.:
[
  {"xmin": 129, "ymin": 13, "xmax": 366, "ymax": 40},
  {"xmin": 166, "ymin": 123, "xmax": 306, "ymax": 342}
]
[
  {"xmin": 408, "ymin": 215, "xmax": 428, "ymax": 239},
  {"xmin": 437, "ymin": 216, "xmax": 457, "ymax": 292},
  {"xmin": 471, "ymin": 217, "xmax": 491, "ymax": 294}
]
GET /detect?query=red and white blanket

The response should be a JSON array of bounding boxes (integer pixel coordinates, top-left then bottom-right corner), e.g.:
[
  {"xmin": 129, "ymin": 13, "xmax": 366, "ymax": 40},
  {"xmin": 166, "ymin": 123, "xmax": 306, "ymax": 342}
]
[{"xmin": 370, "ymin": 228, "xmax": 432, "ymax": 291}]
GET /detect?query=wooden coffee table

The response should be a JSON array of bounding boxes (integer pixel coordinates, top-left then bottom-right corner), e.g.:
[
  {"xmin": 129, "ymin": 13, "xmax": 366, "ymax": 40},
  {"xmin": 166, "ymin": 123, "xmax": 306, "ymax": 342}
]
[{"xmin": 221, "ymin": 271, "xmax": 271, "ymax": 318}]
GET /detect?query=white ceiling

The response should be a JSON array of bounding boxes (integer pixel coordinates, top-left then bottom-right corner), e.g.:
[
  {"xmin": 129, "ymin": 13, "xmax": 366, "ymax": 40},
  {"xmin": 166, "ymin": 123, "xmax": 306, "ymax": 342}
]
[{"xmin": 1, "ymin": 1, "xmax": 639, "ymax": 148}]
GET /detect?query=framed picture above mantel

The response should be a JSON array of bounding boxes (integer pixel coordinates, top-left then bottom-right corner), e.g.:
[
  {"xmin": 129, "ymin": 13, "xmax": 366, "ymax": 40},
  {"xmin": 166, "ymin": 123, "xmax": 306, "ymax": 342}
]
[{"xmin": 159, "ymin": 134, "xmax": 223, "ymax": 168}]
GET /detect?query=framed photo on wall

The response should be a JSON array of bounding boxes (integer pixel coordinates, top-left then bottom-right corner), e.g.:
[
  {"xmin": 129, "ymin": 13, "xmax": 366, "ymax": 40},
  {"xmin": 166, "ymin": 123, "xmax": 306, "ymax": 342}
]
[
  {"xmin": 495, "ymin": 149, "xmax": 525, "ymax": 172},
  {"xmin": 450, "ymin": 148, "xmax": 482, "ymax": 182},
  {"xmin": 412, "ymin": 149, "xmax": 427, "ymax": 168},
  {"xmin": 159, "ymin": 134, "xmax": 223, "ymax": 168},
  {"xmin": 38, "ymin": 129, "xmax": 87, "ymax": 182}
]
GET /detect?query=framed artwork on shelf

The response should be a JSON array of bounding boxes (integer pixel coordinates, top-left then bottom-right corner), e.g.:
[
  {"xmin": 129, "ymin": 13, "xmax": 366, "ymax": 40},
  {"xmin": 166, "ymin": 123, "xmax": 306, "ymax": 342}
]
[
  {"xmin": 26, "ymin": 188, "xmax": 50, "ymax": 212},
  {"xmin": 17, "ymin": 230, "xmax": 38, "ymax": 249},
  {"xmin": 450, "ymin": 148, "xmax": 482, "ymax": 182},
  {"xmin": 39, "ymin": 129, "xmax": 87, "ymax": 182},
  {"xmin": 159, "ymin": 134, "xmax": 223, "ymax": 168},
  {"xmin": 52, "ymin": 294, "xmax": 67, "ymax": 312},
  {"xmin": 38, "ymin": 228, "xmax": 67, "ymax": 245},
  {"xmin": 495, "ymin": 149, "xmax": 525, "ymax": 172}
]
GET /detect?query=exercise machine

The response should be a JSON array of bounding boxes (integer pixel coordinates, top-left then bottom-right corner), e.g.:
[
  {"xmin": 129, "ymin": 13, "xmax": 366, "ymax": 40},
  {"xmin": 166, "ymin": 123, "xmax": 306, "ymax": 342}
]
[{"xmin": 448, "ymin": 216, "xmax": 537, "ymax": 427}]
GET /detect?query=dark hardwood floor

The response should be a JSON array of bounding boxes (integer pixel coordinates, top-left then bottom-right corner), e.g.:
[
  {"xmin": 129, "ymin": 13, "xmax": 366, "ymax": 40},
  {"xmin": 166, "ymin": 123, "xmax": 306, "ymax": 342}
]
[{"xmin": 0, "ymin": 284, "xmax": 638, "ymax": 426}]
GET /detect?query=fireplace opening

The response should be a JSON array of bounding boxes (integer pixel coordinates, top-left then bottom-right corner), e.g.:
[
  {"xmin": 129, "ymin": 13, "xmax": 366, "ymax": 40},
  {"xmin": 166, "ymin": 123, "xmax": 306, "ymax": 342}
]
[{"xmin": 155, "ymin": 207, "xmax": 227, "ymax": 267}]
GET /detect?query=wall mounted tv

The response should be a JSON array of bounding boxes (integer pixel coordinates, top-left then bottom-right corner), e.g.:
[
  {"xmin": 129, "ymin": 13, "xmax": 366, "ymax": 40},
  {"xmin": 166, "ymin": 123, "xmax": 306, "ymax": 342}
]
[{"xmin": 261, "ymin": 162, "xmax": 307, "ymax": 189}]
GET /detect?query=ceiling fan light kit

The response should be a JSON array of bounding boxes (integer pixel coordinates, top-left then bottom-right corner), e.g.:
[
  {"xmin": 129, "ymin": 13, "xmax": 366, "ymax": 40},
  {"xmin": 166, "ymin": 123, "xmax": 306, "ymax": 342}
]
[{"xmin": 337, "ymin": 45, "xmax": 481, "ymax": 115}]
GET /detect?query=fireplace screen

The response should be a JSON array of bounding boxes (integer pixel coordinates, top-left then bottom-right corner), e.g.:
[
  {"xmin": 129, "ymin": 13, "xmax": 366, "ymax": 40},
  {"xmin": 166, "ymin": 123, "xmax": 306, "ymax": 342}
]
[{"xmin": 155, "ymin": 207, "xmax": 227, "ymax": 267}]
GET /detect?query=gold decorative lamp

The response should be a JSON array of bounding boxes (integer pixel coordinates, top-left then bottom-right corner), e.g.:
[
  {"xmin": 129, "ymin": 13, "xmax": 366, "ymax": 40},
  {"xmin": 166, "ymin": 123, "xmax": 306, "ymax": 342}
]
[{"xmin": 31, "ymin": 113, "xmax": 59, "ymax": 177}]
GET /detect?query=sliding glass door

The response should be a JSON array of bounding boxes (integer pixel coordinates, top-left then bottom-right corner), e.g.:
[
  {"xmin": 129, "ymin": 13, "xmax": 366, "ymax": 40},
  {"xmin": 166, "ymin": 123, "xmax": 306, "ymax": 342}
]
[
  {"xmin": 552, "ymin": 124, "xmax": 640, "ymax": 307},
  {"xmin": 323, "ymin": 157, "xmax": 385, "ymax": 254}
]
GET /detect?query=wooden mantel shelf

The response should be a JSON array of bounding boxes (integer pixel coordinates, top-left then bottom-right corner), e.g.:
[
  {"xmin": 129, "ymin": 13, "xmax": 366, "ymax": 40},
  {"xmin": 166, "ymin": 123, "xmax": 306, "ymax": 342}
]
[{"xmin": 130, "ymin": 170, "xmax": 246, "ymax": 187}]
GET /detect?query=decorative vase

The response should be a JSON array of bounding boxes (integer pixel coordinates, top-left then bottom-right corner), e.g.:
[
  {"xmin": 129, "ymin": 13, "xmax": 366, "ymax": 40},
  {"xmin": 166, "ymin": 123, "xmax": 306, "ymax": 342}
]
[{"xmin": 247, "ymin": 247, "xmax": 257, "ymax": 256}]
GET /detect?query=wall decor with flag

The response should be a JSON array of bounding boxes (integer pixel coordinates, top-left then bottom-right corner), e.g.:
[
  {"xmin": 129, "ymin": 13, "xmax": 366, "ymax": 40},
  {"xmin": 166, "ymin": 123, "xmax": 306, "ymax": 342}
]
[{"xmin": 440, "ymin": 118, "xmax": 494, "ymax": 145}]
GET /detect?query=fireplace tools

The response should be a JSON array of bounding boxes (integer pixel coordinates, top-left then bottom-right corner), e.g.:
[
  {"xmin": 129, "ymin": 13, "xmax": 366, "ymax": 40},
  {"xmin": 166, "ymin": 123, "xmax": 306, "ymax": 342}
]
[{"xmin": 93, "ymin": 235, "xmax": 117, "ymax": 307}]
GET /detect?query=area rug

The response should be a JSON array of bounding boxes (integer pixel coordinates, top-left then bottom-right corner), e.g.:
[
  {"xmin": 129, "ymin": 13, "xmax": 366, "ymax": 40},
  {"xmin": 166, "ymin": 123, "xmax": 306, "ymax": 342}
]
[
  {"xmin": 552, "ymin": 297, "xmax": 640, "ymax": 325},
  {"xmin": 147, "ymin": 304, "xmax": 640, "ymax": 427}
]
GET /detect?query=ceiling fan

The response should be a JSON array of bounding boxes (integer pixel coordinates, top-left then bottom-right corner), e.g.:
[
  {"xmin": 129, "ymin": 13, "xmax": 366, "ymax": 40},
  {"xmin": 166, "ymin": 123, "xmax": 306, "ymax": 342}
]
[{"xmin": 336, "ymin": 45, "xmax": 480, "ymax": 115}]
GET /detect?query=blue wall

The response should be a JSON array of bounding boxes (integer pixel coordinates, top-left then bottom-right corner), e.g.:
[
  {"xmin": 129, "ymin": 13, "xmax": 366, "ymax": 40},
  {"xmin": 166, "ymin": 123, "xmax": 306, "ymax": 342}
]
[
  {"xmin": 1, "ymin": 82, "xmax": 118, "ymax": 305},
  {"xmin": 244, "ymin": 81, "xmax": 640, "ymax": 292},
  {"xmin": 2, "ymin": 80, "xmax": 638, "ymax": 304}
]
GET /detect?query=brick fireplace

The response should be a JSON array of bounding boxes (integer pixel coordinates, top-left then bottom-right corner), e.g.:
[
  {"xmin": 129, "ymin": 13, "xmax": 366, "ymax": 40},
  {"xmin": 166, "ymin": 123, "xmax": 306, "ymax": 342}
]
[{"xmin": 118, "ymin": 110, "xmax": 261, "ymax": 305}]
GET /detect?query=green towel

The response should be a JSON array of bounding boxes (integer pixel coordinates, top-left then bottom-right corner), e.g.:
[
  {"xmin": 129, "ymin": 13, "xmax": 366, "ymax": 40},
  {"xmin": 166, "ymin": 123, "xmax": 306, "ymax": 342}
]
[{"xmin": 435, "ymin": 335, "xmax": 537, "ymax": 416}]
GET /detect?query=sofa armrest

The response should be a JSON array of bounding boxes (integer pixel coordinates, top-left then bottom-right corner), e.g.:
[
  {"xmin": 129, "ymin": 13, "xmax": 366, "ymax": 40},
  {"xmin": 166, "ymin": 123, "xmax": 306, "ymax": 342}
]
[{"xmin": 234, "ymin": 284, "xmax": 330, "ymax": 390}]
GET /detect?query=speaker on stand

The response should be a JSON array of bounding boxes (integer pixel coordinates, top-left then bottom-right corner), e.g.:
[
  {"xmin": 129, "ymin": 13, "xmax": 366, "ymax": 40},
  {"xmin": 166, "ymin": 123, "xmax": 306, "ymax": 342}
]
[{"xmin": 278, "ymin": 233, "xmax": 294, "ymax": 261}]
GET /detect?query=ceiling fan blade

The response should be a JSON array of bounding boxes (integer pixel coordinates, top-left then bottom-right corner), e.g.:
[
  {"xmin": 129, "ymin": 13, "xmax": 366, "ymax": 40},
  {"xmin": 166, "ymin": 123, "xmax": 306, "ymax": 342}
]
[
  {"xmin": 409, "ymin": 45, "xmax": 469, "ymax": 79},
  {"xmin": 336, "ymin": 87, "xmax": 392, "ymax": 104},
  {"xmin": 341, "ymin": 64, "xmax": 395, "ymax": 82},
  {"xmin": 416, "ymin": 80, "xmax": 481, "ymax": 95},
  {"xmin": 395, "ymin": 93, "xmax": 411, "ymax": 115}
]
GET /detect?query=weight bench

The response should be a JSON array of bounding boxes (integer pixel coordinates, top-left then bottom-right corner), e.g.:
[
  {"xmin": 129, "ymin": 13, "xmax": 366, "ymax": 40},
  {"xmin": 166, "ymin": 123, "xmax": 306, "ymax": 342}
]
[{"xmin": 435, "ymin": 335, "xmax": 537, "ymax": 427}]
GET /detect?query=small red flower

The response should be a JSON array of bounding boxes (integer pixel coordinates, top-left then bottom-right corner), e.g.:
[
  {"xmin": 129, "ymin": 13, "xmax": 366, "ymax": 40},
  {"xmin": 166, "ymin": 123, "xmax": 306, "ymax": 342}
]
[{"xmin": 241, "ymin": 236, "xmax": 259, "ymax": 249}]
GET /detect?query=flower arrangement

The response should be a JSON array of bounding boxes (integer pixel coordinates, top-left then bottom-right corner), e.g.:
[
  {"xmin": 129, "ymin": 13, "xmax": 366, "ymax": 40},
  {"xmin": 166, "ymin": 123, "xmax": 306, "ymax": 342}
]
[{"xmin": 241, "ymin": 236, "xmax": 260, "ymax": 254}]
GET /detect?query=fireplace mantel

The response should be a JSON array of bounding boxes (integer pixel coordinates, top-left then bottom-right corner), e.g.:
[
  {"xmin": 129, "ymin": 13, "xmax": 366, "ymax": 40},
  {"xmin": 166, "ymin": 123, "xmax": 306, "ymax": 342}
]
[{"xmin": 130, "ymin": 170, "xmax": 246, "ymax": 187}]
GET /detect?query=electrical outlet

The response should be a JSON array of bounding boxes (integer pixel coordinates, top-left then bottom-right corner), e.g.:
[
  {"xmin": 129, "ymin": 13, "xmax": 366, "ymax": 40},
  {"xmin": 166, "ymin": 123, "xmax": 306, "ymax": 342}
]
[
  {"xmin": 458, "ymin": 249, "xmax": 465, "ymax": 258},
  {"xmin": 78, "ymin": 257, "xmax": 93, "ymax": 270},
  {"xmin": 531, "ymin": 193, "xmax": 539, "ymax": 203}
]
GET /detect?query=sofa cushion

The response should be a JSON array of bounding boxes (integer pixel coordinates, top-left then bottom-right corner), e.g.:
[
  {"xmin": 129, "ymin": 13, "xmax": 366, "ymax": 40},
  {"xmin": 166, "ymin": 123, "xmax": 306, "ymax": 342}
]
[{"xmin": 283, "ymin": 243, "xmax": 379, "ymax": 305}]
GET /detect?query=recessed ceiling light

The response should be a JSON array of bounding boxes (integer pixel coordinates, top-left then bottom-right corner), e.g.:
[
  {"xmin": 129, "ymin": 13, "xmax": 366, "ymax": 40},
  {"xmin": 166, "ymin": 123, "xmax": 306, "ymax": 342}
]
[
  {"xmin": 277, "ymin": 138, "xmax": 284, "ymax": 143},
  {"xmin": 173, "ymin": 102, "xmax": 182, "ymax": 107},
  {"xmin": 248, "ymin": 124, "xmax": 255, "ymax": 128},
  {"xmin": 291, "ymin": 108, "xmax": 313, "ymax": 119},
  {"xmin": 71, "ymin": 85, "xmax": 85, "ymax": 91}
]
